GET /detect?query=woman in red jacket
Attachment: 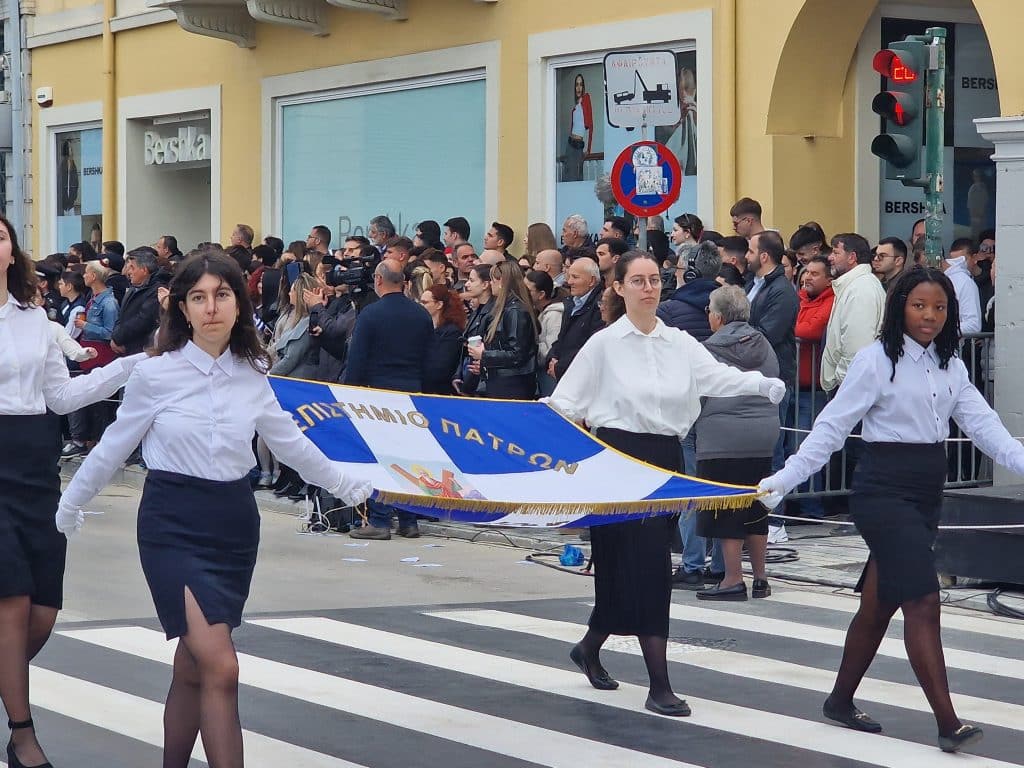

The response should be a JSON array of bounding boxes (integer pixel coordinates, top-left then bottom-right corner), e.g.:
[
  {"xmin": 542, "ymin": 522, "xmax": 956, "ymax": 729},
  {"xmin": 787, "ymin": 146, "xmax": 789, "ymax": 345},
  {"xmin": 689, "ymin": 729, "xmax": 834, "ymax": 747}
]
[{"xmin": 565, "ymin": 73, "xmax": 593, "ymax": 182}]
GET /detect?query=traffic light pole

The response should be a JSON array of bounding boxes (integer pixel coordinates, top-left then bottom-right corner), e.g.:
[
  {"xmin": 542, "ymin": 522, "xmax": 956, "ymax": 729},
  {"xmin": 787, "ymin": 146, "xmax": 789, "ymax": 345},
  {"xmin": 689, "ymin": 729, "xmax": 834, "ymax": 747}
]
[{"xmin": 923, "ymin": 27, "xmax": 947, "ymax": 267}]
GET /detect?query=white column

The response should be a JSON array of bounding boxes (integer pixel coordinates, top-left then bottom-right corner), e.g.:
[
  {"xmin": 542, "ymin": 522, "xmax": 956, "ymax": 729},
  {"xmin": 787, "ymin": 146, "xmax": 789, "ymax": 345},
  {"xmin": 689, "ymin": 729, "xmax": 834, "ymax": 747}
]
[{"xmin": 975, "ymin": 116, "xmax": 1024, "ymax": 485}]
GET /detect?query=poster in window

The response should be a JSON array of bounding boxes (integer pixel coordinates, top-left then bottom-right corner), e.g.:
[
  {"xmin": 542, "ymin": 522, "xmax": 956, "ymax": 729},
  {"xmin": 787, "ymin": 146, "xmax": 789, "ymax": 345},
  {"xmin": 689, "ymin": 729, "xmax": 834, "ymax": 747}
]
[
  {"xmin": 554, "ymin": 46, "xmax": 698, "ymax": 247},
  {"xmin": 55, "ymin": 127, "xmax": 103, "ymax": 252}
]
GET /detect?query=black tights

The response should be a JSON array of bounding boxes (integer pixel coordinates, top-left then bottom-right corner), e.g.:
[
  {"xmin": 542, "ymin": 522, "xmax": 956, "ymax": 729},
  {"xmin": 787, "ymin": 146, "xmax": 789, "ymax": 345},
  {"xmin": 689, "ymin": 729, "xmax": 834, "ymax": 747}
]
[
  {"xmin": 578, "ymin": 628, "xmax": 680, "ymax": 707},
  {"xmin": 830, "ymin": 559, "xmax": 961, "ymax": 735}
]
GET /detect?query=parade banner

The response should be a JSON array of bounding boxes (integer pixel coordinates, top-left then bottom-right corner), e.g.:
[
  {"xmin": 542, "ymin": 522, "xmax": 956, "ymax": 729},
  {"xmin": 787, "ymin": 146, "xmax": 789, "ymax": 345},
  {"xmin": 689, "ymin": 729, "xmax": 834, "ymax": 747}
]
[{"xmin": 269, "ymin": 377, "xmax": 758, "ymax": 528}]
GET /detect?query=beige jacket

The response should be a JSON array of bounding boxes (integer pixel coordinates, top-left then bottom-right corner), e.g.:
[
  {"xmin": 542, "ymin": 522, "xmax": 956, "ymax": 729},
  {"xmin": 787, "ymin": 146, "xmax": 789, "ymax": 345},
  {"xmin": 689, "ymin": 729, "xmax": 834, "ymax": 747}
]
[{"xmin": 820, "ymin": 263, "xmax": 886, "ymax": 392}]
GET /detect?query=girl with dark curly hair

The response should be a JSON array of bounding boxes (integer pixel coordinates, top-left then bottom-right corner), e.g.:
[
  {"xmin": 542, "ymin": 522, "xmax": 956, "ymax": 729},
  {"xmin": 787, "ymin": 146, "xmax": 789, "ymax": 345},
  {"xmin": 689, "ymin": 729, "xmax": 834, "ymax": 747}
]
[{"xmin": 759, "ymin": 266, "xmax": 1024, "ymax": 754}]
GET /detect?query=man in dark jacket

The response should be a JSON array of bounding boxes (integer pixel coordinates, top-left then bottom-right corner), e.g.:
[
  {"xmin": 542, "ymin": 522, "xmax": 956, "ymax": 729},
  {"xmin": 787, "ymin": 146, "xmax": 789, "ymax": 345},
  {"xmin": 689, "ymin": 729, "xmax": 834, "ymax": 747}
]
[
  {"xmin": 657, "ymin": 241, "xmax": 721, "ymax": 342},
  {"xmin": 111, "ymin": 247, "xmax": 163, "ymax": 355},
  {"xmin": 745, "ymin": 231, "xmax": 799, "ymax": 533},
  {"xmin": 547, "ymin": 257, "xmax": 604, "ymax": 380},
  {"xmin": 745, "ymin": 232, "xmax": 799, "ymax": 389},
  {"xmin": 345, "ymin": 259, "xmax": 433, "ymax": 541}
]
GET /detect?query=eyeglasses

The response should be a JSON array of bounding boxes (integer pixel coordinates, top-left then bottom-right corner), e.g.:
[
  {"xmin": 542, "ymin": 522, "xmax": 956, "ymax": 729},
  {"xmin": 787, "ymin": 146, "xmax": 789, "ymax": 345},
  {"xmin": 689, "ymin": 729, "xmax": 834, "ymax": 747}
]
[
  {"xmin": 625, "ymin": 276, "xmax": 663, "ymax": 289},
  {"xmin": 980, "ymin": 244, "xmax": 995, "ymax": 254}
]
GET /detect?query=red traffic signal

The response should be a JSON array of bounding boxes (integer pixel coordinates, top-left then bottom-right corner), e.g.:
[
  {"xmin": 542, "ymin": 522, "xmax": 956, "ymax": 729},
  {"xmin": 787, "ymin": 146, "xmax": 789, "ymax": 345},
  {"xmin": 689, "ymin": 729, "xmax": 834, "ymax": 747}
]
[{"xmin": 873, "ymin": 50, "xmax": 918, "ymax": 82}]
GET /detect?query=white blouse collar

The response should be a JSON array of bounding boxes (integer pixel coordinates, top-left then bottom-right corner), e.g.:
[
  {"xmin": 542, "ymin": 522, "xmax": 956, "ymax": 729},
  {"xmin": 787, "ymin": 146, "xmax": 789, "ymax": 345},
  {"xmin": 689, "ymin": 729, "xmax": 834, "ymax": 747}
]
[
  {"xmin": 902, "ymin": 334, "xmax": 940, "ymax": 364},
  {"xmin": 182, "ymin": 340, "xmax": 236, "ymax": 377},
  {"xmin": 608, "ymin": 314, "xmax": 669, "ymax": 340}
]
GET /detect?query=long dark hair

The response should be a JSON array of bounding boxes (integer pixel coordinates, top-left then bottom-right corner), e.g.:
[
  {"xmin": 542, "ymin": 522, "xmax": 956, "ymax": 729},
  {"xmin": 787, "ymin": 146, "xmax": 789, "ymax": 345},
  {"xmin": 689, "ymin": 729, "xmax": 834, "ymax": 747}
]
[
  {"xmin": 0, "ymin": 213, "xmax": 38, "ymax": 305},
  {"xmin": 605, "ymin": 250, "xmax": 660, "ymax": 323},
  {"xmin": 879, "ymin": 266, "xmax": 959, "ymax": 381},
  {"xmin": 152, "ymin": 251, "xmax": 270, "ymax": 371}
]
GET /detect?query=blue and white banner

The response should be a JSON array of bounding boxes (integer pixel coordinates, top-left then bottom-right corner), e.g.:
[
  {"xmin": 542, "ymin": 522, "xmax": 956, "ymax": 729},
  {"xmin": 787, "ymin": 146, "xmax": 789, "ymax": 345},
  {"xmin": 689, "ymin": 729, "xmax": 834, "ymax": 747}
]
[{"xmin": 270, "ymin": 377, "xmax": 758, "ymax": 528}]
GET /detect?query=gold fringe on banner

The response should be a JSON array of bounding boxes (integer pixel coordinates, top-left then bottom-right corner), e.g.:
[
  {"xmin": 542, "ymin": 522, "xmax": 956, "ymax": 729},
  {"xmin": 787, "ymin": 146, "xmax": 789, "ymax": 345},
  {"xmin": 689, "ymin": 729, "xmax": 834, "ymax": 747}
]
[{"xmin": 373, "ymin": 489, "xmax": 761, "ymax": 517}]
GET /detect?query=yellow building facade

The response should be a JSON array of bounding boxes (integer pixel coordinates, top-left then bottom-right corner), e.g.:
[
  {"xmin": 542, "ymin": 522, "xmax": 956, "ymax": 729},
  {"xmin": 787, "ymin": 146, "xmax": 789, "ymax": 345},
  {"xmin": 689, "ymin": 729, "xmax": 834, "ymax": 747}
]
[{"xmin": 22, "ymin": 0, "xmax": 1019, "ymax": 256}]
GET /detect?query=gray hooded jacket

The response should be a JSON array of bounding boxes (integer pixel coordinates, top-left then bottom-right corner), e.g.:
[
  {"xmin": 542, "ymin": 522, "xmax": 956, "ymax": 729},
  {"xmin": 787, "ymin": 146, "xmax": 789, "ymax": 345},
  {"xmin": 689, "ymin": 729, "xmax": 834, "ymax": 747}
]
[{"xmin": 694, "ymin": 321, "xmax": 781, "ymax": 461}]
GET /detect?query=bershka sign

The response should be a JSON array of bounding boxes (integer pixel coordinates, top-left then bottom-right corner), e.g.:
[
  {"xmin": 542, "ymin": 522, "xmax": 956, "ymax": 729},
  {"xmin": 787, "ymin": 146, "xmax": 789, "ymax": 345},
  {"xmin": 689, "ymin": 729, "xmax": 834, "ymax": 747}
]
[{"xmin": 144, "ymin": 127, "xmax": 211, "ymax": 166}]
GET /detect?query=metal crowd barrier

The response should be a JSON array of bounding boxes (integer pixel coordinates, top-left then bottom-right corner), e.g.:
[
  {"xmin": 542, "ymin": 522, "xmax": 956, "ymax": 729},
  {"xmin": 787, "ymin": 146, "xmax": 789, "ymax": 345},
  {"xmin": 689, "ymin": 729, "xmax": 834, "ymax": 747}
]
[{"xmin": 785, "ymin": 333, "xmax": 995, "ymax": 500}]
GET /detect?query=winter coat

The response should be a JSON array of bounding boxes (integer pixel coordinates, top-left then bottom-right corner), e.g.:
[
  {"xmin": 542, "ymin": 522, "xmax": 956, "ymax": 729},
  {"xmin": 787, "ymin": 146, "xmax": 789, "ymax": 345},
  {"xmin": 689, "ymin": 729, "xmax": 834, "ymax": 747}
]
[{"xmin": 693, "ymin": 321, "xmax": 781, "ymax": 461}]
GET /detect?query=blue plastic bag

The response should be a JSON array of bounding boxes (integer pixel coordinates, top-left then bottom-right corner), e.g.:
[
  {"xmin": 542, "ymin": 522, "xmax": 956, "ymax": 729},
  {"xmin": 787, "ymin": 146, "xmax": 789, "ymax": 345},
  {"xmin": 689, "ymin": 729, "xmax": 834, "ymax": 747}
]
[{"xmin": 560, "ymin": 544, "xmax": 585, "ymax": 567}]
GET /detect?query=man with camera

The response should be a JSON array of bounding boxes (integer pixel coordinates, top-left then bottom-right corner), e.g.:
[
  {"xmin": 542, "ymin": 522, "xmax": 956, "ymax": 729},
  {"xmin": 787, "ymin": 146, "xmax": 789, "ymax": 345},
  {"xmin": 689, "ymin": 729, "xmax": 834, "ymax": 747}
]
[{"xmin": 344, "ymin": 259, "xmax": 433, "ymax": 540}]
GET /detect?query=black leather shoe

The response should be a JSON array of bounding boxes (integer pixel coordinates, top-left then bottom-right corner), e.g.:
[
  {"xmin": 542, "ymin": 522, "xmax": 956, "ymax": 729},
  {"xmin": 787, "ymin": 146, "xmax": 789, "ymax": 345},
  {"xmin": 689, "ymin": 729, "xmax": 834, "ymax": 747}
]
[
  {"xmin": 7, "ymin": 719, "xmax": 53, "ymax": 768},
  {"xmin": 939, "ymin": 724, "xmax": 983, "ymax": 753},
  {"xmin": 823, "ymin": 696, "xmax": 882, "ymax": 733},
  {"xmin": 569, "ymin": 644, "xmax": 618, "ymax": 690},
  {"xmin": 697, "ymin": 582, "xmax": 747, "ymax": 601},
  {"xmin": 752, "ymin": 578, "xmax": 772, "ymax": 598},
  {"xmin": 288, "ymin": 484, "xmax": 311, "ymax": 501},
  {"xmin": 274, "ymin": 481, "xmax": 300, "ymax": 498},
  {"xmin": 672, "ymin": 568, "xmax": 705, "ymax": 590},
  {"xmin": 644, "ymin": 695, "xmax": 691, "ymax": 717}
]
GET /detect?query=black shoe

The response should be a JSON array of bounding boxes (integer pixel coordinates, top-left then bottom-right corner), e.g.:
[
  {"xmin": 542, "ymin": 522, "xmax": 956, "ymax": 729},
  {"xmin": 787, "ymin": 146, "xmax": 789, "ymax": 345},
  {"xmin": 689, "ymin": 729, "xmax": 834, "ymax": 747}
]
[
  {"xmin": 288, "ymin": 484, "xmax": 311, "ymax": 501},
  {"xmin": 644, "ymin": 695, "xmax": 691, "ymax": 717},
  {"xmin": 823, "ymin": 695, "xmax": 882, "ymax": 733},
  {"xmin": 672, "ymin": 568, "xmax": 706, "ymax": 590},
  {"xmin": 752, "ymin": 579, "xmax": 772, "ymax": 598},
  {"xmin": 703, "ymin": 568, "xmax": 725, "ymax": 582},
  {"xmin": 697, "ymin": 582, "xmax": 748, "ymax": 601},
  {"xmin": 7, "ymin": 719, "xmax": 52, "ymax": 768},
  {"xmin": 569, "ymin": 644, "xmax": 618, "ymax": 690},
  {"xmin": 270, "ymin": 474, "xmax": 291, "ymax": 492},
  {"xmin": 60, "ymin": 440, "xmax": 87, "ymax": 459},
  {"xmin": 274, "ymin": 481, "xmax": 301, "ymax": 498},
  {"xmin": 939, "ymin": 724, "xmax": 983, "ymax": 753}
]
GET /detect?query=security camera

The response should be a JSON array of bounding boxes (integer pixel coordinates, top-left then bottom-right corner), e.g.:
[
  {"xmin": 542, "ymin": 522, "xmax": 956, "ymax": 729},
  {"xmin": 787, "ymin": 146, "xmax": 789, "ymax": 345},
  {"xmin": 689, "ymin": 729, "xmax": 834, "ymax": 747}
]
[{"xmin": 35, "ymin": 87, "xmax": 53, "ymax": 107}]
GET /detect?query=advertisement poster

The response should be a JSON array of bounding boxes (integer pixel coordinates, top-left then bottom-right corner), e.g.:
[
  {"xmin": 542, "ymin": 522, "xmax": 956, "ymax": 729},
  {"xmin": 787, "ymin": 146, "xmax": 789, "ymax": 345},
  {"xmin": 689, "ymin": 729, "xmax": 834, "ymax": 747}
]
[
  {"xmin": 554, "ymin": 47, "xmax": 698, "ymax": 245},
  {"xmin": 55, "ymin": 127, "xmax": 103, "ymax": 252}
]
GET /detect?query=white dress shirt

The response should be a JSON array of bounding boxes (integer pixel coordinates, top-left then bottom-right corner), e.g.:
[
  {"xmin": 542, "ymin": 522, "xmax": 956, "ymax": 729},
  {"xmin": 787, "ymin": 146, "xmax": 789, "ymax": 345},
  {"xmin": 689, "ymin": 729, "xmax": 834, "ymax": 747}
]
[
  {"xmin": 61, "ymin": 342, "xmax": 350, "ymax": 509},
  {"xmin": 549, "ymin": 315, "xmax": 768, "ymax": 436},
  {"xmin": 0, "ymin": 295, "xmax": 140, "ymax": 416},
  {"xmin": 773, "ymin": 337, "xmax": 1024, "ymax": 492},
  {"xmin": 944, "ymin": 258, "xmax": 982, "ymax": 335}
]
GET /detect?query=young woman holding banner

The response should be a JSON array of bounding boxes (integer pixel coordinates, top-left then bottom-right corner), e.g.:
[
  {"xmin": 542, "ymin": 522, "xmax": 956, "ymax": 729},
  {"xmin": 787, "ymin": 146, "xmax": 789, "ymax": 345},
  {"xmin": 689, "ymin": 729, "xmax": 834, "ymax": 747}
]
[
  {"xmin": 0, "ymin": 213, "xmax": 143, "ymax": 768},
  {"xmin": 58, "ymin": 252, "xmax": 373, "ymax": 767},
  {"xmin": 549, "ymin": 250, "xmax": 785, "ymax": 717},
  {"xmin": 758, "ymin": 267, "xmax": 1024, "ymax": 753}
]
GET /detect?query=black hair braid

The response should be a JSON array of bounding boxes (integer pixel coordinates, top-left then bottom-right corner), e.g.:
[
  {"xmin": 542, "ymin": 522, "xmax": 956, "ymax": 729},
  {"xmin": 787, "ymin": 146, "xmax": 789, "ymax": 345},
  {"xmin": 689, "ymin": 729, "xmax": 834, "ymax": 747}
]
[{"xmin": 878, "ymin": 266, "xmax": 960, "ymax": 381}]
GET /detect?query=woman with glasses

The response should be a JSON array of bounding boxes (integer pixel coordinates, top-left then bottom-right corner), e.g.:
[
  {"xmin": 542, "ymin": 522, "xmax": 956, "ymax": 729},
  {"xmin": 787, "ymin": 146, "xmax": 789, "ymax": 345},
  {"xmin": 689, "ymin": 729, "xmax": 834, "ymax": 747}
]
[{"xmin": 550, "ymin": 250, "xmax": 785, "ymax": 718}]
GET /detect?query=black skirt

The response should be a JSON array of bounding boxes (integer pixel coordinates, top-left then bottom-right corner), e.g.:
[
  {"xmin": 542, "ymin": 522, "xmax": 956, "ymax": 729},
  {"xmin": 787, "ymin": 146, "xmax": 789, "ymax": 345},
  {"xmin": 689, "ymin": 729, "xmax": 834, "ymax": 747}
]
[
  {"xmin": 138, "ymin": 470, "xmax": 260, "ymax": 639},
  {"xmin": 851, "ymin": 442, "xmax": 947, "ymax": 605},
  {"xmin": 696, "ymin": 457, "xmax": 773, "ymax": 539},
  {"xmin": 0, "ymin": 414, "xmax": 65, "ymax": 608},
  {"xmin": 589, "ymin": 427, "xmax": 681, "ymax": 638}
]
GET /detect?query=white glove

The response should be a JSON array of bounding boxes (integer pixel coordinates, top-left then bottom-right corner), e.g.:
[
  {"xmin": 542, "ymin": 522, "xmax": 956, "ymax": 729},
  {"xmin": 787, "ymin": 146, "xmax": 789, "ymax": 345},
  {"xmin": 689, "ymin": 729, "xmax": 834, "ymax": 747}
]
[
  {"xmin": 756, "ymin": 476, "xmax": 787, "ymax": 511},
  {"xmin": 55, "ymin": 499, "xmax": 85, "ymax": 538},
  {"xmin": 758, "ymin": 377, "xmax": 787, "ymax": 405},
  {"xmin": 331, "ymin": 474, "xmax": 375, "ymax": 508}
]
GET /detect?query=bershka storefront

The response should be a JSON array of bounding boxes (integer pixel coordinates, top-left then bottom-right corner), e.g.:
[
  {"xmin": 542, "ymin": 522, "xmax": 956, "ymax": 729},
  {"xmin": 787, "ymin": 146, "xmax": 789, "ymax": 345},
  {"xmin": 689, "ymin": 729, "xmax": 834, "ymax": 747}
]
[{"xmin": 119, "ymin": 87, "xmax": 222, "ymax": 251}]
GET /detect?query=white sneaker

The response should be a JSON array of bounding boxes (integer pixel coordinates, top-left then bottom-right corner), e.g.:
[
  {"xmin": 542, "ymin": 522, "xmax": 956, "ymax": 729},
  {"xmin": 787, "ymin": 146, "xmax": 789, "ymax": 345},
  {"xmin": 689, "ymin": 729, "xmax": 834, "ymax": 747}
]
[{"xmin": 768, "ymin": 524, "xmax": 789, "ymax": 544}]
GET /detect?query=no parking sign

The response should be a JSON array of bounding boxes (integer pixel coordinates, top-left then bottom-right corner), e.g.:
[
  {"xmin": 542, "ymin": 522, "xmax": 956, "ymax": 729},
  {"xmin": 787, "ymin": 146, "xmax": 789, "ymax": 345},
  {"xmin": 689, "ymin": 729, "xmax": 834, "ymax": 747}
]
[{"xmin": 610, "ymin": 141, "xmax": 682, "ymax": 218}]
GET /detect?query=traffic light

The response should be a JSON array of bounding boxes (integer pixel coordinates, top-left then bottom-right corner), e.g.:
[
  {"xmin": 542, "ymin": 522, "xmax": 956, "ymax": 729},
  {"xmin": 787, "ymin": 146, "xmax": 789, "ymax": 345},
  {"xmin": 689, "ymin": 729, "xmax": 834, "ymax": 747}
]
[{"xmin": 871, "ymin": 40, "xmax": 926, "ymax": 183}]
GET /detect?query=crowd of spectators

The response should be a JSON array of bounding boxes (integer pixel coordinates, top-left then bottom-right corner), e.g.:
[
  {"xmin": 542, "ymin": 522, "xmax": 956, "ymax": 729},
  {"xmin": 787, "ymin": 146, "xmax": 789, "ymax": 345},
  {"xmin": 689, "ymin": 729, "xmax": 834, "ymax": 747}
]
[{"xmin": 39, "ymin": 201, "xmax": 996, "ymax": 552}]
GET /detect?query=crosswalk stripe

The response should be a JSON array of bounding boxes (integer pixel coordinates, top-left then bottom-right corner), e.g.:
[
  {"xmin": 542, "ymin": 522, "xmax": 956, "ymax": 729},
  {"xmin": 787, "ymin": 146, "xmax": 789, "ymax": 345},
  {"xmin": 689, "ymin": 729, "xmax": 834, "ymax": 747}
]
[
  {"xmin": 255, "ymin": 615, "xmax": 1019, "ymax": 767},
  {"xmin": 422, "ymin": 609, "xmax": 1024, "ymax": 732},
  {"xmin": 27, "ymin": 665, "xmax": 365, "ymax": 767},
  {"xmin": 664, "ymin": 603, "xmax": 1024, "ymax": 679},
  {"xmin": 769, "ymin": 590, "xmax": 1024, "ymax": 642},
  {"xmin": 59, "ymin": 626, "xmax": 700, "ymax": 768}
]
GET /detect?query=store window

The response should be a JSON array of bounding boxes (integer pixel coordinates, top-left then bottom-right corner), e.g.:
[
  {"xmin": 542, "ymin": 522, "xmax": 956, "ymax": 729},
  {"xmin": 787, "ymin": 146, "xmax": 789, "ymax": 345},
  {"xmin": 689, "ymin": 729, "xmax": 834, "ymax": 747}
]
[
  {"xmin": 878, "ymin": 19, "xmax": 997, "ymax": 247},
  {"xmin": 552, "ymin": 47, "xmax": 698, "ymax": 243},
  {"xmin": 55, "ymin": 127, "xmax": 103, "ymax": 253},
  {"xmin": 280, "ymin": 77, "xmax": 486, "ymax": 247}
]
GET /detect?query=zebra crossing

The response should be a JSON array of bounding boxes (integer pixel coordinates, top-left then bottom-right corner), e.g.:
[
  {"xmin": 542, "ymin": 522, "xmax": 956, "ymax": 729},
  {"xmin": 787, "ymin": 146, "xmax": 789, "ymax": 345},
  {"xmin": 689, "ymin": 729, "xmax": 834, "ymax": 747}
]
[{"xmin": 15, "ymin": 588, "xmax": 1024, "ymax": 767}]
